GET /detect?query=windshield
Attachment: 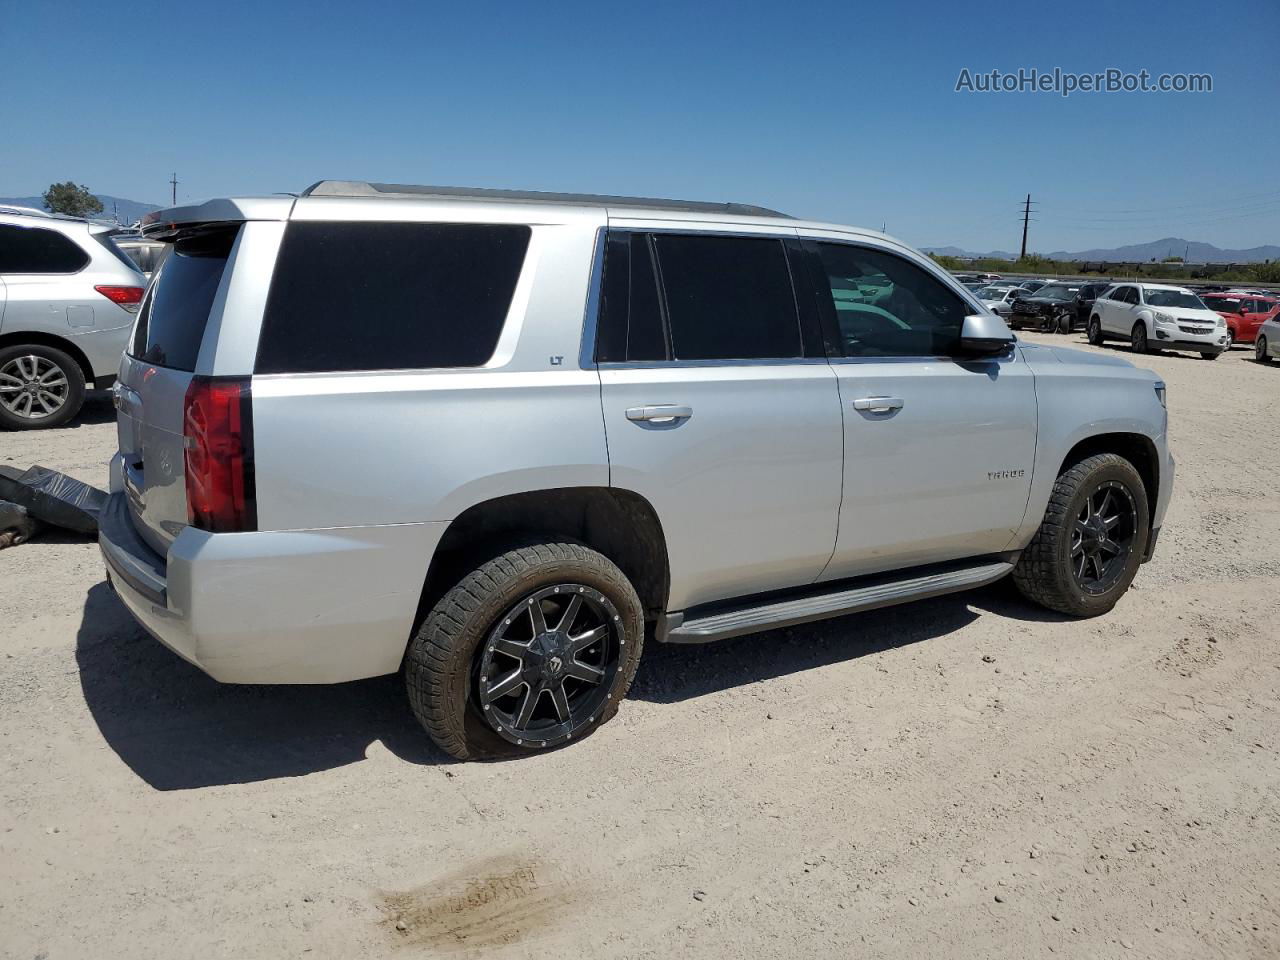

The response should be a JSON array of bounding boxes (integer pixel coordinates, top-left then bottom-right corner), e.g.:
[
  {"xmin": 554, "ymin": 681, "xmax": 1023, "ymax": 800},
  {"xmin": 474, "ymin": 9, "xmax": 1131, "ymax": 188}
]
[
  {"xmin": 1144, "ymin": 289, "xmax": 1207, "ymax": 309},
  {"xmin": 1037, "ymin": 285, "xmax": 1081, "ymax": 301},
  {"xmin": 1203, "ymin": 297, "xmax": 1245, "ymax": 313}
]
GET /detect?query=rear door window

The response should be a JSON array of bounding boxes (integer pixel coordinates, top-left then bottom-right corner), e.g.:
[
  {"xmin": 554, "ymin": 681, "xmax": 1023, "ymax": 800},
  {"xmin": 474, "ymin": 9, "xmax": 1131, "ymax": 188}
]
[
  {"xmin": 651, "ymin": 234, "xmax": 802, "ymax": 361},
  {"xmin": 129, "ymin": 226, "xmax": 239, "ymax": 371},
  {"xmin": 256, "ymin": 222, "xmax": 530, "ymax": 374},
  {"xmin": 0, "ymin": 224, "xmax": 89, "ymax": 274},
  {"xmin": 596, "ymin": 232, "xmax": 668, "ymax": 363}
]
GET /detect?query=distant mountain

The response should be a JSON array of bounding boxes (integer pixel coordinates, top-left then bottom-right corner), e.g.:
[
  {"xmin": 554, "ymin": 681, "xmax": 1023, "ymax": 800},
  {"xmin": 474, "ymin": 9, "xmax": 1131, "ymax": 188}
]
[
  {"xmin": 924, "ymin": 237, "xmax": 1280, "ymax": 264},
  {"xmin": 0, "ymin": 194, "xmax": 161, "ymax": 226}
]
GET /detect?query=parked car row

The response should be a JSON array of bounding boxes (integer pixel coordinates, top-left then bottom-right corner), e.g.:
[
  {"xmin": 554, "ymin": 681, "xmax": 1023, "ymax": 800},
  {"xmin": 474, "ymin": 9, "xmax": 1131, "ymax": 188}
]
[{"xmin": 974, "ymin": 271, "xmax": 1279, "ymax": 360}]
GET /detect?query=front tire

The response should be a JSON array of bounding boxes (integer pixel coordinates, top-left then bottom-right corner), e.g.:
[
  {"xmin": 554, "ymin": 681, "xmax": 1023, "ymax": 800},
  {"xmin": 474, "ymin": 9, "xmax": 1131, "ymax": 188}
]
[
  {"xmin": 1013, "ymin": 453, "xmax": 1149, "ymax": 617},
  {"xmin": 405, "ymin": 542, "xmax": 644, "ymax": 760},
  {"xmin": 1257, "ymin": 336, "xmax": 1272, "ymax": 363},
  {"xmin": 1201, "ymin": 351, "xmax": 1220, "ymax": 361},
  {"xmin": 1130, "ymin": 322, "xmax": 1149, "ymax": 354},
  {"xmin": 0, "ymin": 344, "xmax": 85, "ymax": 430},
  {"xmin": 1087, "ymin": 317, "xmax": 1104, "ymax": 345}
]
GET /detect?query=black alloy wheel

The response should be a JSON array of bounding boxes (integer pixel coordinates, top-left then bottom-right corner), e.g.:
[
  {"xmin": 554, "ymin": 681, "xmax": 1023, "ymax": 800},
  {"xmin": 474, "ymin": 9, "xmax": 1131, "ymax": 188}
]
[
  {"xmin": 1070, "ymin": 480, "xmax": 1138, "ymax": 596},
  {"xmin": 475, "ymin": 583, "xmax": 622, "ymax": 748}
]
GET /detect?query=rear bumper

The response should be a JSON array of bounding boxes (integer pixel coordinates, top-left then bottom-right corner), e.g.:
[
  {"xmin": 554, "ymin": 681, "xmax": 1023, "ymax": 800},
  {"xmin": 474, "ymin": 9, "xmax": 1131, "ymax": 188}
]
[{"xmin": 99, "ymin": 491, "xmax": 449, "ymax": 684}]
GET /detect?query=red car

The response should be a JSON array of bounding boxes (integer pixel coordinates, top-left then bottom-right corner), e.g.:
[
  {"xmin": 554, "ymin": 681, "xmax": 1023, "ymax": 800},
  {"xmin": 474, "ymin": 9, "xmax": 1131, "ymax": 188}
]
[{"xmin": 1200, "ymin": 293, "xmax": 1279, "ymax": 347}]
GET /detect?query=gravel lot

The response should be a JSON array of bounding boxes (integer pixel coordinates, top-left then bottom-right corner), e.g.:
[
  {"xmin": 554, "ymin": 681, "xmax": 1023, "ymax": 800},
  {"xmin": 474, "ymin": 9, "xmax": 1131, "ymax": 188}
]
[{"xmin": 2, "ymin": 331, "xmax": 1278, "ymax": 959}]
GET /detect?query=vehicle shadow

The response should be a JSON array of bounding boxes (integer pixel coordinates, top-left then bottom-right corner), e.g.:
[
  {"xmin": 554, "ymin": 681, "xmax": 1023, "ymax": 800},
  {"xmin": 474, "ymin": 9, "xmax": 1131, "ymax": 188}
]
[
  {"xmin": 69, "ymin": 392, "xmax": 117, "ymax": 426},
  {"xmin": 629, "ymin": 578, "xmax": 1069, "ymax": 704},
  {"xmin": 75, "ymin": 581, "xmax": 447, "ymax": 791}
]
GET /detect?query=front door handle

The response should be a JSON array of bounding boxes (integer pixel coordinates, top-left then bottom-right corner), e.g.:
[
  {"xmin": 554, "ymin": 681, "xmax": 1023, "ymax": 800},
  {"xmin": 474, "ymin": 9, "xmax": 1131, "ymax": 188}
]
[
  {"xmin": 626, "ymin": 404, "xmax": 693, "ymax": 423},
  {"xmin": 852, "ymin": 396, "xmax": 904, "ymax": 413}
]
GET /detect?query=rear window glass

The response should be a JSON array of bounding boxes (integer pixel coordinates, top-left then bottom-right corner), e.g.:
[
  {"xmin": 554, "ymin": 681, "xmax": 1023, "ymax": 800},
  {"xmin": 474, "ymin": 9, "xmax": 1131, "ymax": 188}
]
[
  {"xmin": 256, "ymin": 222, "xmax": 531, "ymax": 374},
  {"xmin": 0, "ymin": 224, "xmax": 90, "ymax": 273},
  {"xmin": 129, "ymin": 227, "xmax": 239, "ymax": 371},
  {"xmin": 94, "ymin": 233, "xmax": 144, "ymax": 273}
]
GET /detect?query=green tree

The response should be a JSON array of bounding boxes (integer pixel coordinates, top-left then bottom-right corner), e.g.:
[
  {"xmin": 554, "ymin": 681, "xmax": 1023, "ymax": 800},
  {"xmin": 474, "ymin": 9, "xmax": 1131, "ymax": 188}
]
[
  {"xmin": 42, "ymin": 182, "xmax": 103, "ymax": 218},
  {"xmin": 929, "ymin": 253, "xmax": 964, "ymax": 270}
]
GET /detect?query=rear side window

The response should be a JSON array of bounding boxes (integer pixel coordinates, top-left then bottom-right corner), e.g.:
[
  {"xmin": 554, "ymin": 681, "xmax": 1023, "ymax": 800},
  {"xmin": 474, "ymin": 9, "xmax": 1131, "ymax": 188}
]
[
  {"xmin": 0, "ymin": 224, "xmax": 89, "ymax": 274},
  {"xmin": 256, "ymin": 222, "xmax": 530, "ymax": 374},
  {"xmin": 130, "ymin": 227, "xmax": 239, "ymax": 371},
  {"xmin": 653, "ymin": 234, "xmax": 802, "ymax": 360}
]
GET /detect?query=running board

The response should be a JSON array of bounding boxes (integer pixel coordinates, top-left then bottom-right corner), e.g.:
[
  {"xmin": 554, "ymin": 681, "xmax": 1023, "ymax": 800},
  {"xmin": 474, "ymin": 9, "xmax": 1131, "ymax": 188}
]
[{"xmin": 663, "ymin": 560, "xmax": 1015, "ymax": 644}]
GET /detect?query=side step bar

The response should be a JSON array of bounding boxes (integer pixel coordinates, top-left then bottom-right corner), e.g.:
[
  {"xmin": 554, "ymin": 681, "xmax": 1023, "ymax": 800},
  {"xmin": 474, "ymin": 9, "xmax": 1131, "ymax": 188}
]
[{"xmin": 663, "ymin": 560, "xmax": 1015, "ymax": 644}]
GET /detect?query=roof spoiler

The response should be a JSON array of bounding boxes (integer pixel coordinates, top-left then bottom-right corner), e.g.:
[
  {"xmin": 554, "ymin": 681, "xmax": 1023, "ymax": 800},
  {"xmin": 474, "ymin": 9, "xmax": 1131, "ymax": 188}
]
[{"xmin": 140, "ymin": 196, "xmax": 295, "ymax": 241}]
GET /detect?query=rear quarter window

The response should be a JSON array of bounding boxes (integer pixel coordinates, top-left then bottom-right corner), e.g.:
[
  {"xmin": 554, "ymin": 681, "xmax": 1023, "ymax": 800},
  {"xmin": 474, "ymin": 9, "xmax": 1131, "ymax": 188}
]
[
  {"xmin": 129, "ymin": 226, "xmax": 239, "ymax": 371},
  {"xmin": 255, "ymin": 221, "xmax": 531, "ymax": 374},
  {"xmin": 0, "ymin": 224, "xmax": 90, "ymax": 273}
]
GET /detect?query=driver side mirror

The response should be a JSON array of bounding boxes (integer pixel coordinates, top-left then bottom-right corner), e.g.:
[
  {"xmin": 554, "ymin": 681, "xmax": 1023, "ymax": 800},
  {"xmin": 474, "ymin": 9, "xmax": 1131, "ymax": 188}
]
[{"xmin": 959, "ymin": 313, "xmax": 1016, "ymax": 357}]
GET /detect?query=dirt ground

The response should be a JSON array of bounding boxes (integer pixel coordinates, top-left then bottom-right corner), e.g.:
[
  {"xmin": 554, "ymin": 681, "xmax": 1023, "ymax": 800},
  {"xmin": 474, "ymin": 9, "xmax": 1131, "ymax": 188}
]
[{"xmin": 2, "ymin": 331, "xmax": 1278, "ymax": 959}]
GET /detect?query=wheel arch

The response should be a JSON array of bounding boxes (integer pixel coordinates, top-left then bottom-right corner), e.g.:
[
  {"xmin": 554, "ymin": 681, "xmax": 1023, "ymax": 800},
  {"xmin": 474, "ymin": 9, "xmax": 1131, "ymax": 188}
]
[
  {"xmin": 1059, "ymin": 432, "xmax": 1159, "ymax": 528},
  {"xmin": 0, "ymin": 331, "xmax": 95, "ymax": 386},
  {"xmin": 414, "ymin": 486, "xmax": 671, "ymax": 632}
]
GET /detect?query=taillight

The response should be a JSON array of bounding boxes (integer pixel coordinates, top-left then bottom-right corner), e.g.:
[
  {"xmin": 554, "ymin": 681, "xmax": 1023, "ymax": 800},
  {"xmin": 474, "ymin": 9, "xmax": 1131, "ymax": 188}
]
[
  {"xmin": 94, "ymin": 284, "xmax": 145, "ymax": 314},
  {"xmin": 183, "ymin": 376, "xmax": 256, "ymax": 533}
]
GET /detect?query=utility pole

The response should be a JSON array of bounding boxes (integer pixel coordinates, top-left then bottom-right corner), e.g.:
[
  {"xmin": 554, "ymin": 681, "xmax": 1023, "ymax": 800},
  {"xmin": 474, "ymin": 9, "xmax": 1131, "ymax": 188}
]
[
  {"xmin": 170, "ymin": 172, "xmax": 179, "ymax": 205},
  {"xmin": 1020, "ymin": 193, "xmax": 1032, "ymax": 259}
]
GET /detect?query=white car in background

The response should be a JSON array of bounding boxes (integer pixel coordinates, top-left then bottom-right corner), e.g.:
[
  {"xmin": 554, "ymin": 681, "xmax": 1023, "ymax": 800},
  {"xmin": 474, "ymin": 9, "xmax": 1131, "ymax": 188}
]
[
  {"xmin": 978, "ymin": 285, "xmax": 1020, "ymax": 317},
  {"xmin": 1087, "ymin": 282, "xmax": 1228, "ymax": 360},
  {"xmin": 1256, "ymin": 312, "xmax": 1280, "ymax": 364}
]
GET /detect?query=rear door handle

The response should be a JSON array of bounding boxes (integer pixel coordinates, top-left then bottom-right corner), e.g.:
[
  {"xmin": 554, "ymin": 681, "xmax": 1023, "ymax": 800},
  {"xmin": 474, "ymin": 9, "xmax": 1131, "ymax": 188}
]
[
  {"xmin": 626, "ymin": 404, "xmax": 693, "ymax": 423},
  {"xmin": 852, "ymin": 396, "xmax": 904, "ymax": 413}
]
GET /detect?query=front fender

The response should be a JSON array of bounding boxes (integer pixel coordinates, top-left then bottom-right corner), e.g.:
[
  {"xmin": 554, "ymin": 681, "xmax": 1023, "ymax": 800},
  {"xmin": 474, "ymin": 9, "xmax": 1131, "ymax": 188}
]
[{"xmin": 1014, "ymin": 346, "xmax": 1169, "ymax": 546}]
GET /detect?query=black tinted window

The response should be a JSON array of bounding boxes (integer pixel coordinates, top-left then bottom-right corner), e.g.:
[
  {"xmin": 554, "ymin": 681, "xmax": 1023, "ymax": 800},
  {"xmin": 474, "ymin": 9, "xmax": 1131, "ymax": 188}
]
[
  {"xmin": 596, "ymin": 232, "xmax": 667, "ymax": 362},
  {"xmin": 257, "ymin": 222, "xmax": 530, "ymax": 374},
  {"xmin": 130, "ymin": 227, "xmax": 239, "ymax": 371},
  {"xmin": 815, "ymin": 243, "xmax": 967, "ymax": 357},
  {"xmin": 652, "ymin": 234, "xmax": 801, "ymax": 360},
  {"xmin": 0, "ymin": 224, "xmax": 89, "ymax": 273}
]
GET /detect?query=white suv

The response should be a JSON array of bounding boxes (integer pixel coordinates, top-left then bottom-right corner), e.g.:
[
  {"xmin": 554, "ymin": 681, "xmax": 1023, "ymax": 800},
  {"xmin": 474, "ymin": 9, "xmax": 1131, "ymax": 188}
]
[
  {"xmin": 99, "ymin": 181, "xmax": 1173, "ymax": 760},
  {"xmin": 0, "ymin": 209, "xmax": 145, "ymax": 428},
  {"xmin": 1087, "ymin": 282, "xmax": 1228, "ymax": 359}
]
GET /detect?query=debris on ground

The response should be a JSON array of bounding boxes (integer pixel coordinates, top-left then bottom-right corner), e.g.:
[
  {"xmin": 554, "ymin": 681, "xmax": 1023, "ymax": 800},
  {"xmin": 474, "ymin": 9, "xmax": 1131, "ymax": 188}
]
[
  {"xmin": 0, "ymin": 465, "xmax": 107, "ymax": 540},
  {"xmin": 0, "ymin": 500, "xmax": 40, "ymax": 549}
]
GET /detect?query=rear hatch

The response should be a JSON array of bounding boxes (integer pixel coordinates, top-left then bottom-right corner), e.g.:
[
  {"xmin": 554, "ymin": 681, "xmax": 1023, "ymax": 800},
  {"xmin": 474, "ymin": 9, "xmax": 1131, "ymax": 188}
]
[{"xmin": 115, "ymin": 225, "xmax": 240, "ymax": 555}]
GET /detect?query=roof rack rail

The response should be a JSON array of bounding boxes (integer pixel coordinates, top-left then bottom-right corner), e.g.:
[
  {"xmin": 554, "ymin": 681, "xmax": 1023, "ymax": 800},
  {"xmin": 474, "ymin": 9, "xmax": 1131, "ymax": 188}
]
[
  {"xmin": 0, "ymin": 205, "xmax": 54, "ymax": 218},
  {"xmin": 300, "ymin": 181, "xmax": 791, "ymax": 219}
]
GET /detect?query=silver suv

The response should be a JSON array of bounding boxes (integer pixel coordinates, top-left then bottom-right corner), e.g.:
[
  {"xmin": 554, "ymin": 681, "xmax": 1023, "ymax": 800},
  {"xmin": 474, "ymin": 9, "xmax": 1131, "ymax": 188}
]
[
  {"xmin": 0, "ymin": 209, "xmax": 146, "ymax": 429},
  {"xmin": 99, "ymin": 181, "xmax": 1174, "ymax": 760}
]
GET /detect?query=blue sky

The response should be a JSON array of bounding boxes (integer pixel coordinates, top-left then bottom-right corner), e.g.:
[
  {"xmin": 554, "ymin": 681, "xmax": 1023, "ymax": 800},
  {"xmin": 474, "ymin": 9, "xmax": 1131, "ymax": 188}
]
[{"xmin": 3, "ymin": 0, "xmax": 1277, "ymax": 252}]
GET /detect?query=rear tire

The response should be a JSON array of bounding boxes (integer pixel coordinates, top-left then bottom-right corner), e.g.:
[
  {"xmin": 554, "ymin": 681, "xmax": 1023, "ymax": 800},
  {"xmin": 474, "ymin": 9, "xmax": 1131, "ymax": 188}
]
[
  {"xmin": 1087, "ymin": 317, "xmax": 1104, "ymax": 345},
  {"xmin": 0, "ymin": 344, "xmax": 85, "ymax": 431},
  {"xmin": 1013, "ymin": 453, "xmax": 1149, "ymax": 617},
  {"xmin": 1257, "ymin": 336, "xmax": 1272, "ymax": 363},
  {"xmin": 405, "ymin": 541, "xmax": 644, "ymax": 760},
  {"xmin": 1130, "ymin": 322, "xmax": 1148, "ymax": 354}
]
